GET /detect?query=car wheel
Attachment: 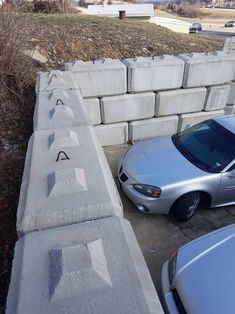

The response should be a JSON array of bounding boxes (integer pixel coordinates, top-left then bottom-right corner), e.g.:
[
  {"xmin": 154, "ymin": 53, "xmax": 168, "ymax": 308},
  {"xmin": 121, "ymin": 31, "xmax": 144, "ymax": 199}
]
[{"xmin": 173, "ymin": 192, "xmax": 201, "ymax": 221}]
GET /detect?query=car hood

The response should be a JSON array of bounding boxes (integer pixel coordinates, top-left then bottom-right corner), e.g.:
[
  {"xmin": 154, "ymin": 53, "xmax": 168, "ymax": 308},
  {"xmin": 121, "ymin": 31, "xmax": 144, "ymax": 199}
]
[{"xmin": 123, "ymin": 136, "xmax": 207, "ymax": 186}]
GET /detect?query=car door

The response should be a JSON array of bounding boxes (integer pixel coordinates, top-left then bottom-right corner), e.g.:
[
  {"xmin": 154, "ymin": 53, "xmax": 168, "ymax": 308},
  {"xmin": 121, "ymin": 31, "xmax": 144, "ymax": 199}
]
[{"xmin": 217, "ymin": 162, "xmax": 235, "ymax": 205}]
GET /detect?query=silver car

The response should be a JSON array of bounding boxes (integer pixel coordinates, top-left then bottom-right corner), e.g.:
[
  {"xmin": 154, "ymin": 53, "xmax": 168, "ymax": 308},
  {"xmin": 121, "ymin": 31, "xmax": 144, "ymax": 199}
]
[
  {"xmin": 161, "ymin": 223, "xmax": 235, "ymax": 314},
  {"xmin": 118, "ymin": 115, "xmax": 235, "ymax": 221}
]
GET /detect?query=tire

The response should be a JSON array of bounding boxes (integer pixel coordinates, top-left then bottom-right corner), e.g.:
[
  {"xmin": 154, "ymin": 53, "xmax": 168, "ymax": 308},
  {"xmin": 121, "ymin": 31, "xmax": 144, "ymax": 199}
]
[{"xmin": 173, "ymin": 192, "xmax": 201, "ymax": 221}]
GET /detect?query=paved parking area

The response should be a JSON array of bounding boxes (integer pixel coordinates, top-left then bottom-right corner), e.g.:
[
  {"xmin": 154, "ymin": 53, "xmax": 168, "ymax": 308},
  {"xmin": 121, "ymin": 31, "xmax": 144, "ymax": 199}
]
[{"xmin": 104, "ymin": 144, "xmax": 235, "ymax": 298}]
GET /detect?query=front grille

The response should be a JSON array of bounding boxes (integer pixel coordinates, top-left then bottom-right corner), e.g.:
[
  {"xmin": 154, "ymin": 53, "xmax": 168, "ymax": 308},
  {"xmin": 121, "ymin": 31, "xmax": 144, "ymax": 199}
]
[{"xmin": 120, "ymin": 173, "xmax": 128, "ymax": 182}]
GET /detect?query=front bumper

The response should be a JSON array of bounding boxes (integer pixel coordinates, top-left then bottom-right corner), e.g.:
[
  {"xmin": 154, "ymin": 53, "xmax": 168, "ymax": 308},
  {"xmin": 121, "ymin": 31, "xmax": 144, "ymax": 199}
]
[{"xmin": 118, "ymin": 167, "xmax": 173, "ymax": 215}]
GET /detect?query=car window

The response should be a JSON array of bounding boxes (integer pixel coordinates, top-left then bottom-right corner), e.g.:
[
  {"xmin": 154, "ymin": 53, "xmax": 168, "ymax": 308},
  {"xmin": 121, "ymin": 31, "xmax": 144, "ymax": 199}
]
[{"xmin": 172, "ymin": 120, "xmax": 235, "ymax": 173}]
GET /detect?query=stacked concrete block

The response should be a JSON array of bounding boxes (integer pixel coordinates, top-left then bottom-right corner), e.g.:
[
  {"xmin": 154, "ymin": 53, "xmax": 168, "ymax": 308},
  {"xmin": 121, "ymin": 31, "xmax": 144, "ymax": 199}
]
[
  {"xmin": 156, "ymin": 87, "xmax": 206, "ymax": 116},
  {"xmin": 178, "ymin": 52, "xmax": 235, "ymax": 88},
  {"xmin": 7, "ymin": 217, "xmax": 163, "ymax": 314},
  {"xmin": 83, "ymin": 98, "xmax": 101, "ymax": 125},
  {"xmin": 35, "ymin": 70, "xmax": 78, "ymax": 94},
  {"xmin": 65, "ymin": 59, "xmax": 127, "ymax": 97},
  {"xmin": 123, "ymin": 55, "xmax": 185, "ymax": 92},
  {"xmin": 129, "ymin": 116, "xmax": 178, "ymax": 142},
  {"xmin": 178, "ymin": 110, "xmax": 224, "ymax": 132},
  {"xmin": 225, "ymin": 82, "xmax": 235, "ymax": 114},
  {"xmin": 95, "ymin": 122, "xmax": 128, "ymax": 146},
  {"xmin": 204, "ymin": 84, "xmax": 230, "ymax": 111},
  {"xmin": 17, "ymin": 126, "xmax": 123, "ymax": 235},
  {"xmin": 34, "ymin": 89, "xmax": 92, "ymax": 131},
  {"xmin": 223, "ymin": 37, "xmax": 235, "ymax": 55},
  {"xmin": 101, "ymin": 92, "xmax": 155, "ymax": 123}
]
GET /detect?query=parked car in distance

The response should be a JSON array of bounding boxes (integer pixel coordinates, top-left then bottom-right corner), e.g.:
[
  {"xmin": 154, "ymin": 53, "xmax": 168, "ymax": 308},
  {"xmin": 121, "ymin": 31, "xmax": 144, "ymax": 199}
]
[
  {"xmin": 161, "ymin": 223, "xmax": 235, "ymax": 314},
  {"xmin": 189, "ymin": 23, "xmax": 202, "ymax": 33},
  {"xmin": 225, "ymin": 20, "xmax": 235, "ymax": 27},
  {"xmin": 118, "ymin": 115, "xmax": 235, "ymax": 221}
]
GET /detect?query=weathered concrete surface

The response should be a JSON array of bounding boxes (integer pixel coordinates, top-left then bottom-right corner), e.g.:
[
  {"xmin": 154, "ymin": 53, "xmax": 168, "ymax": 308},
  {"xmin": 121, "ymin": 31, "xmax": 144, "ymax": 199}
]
[
  {"xmin": 123, "ymin": 55, "xmax": 184, "ymax": 92},
  {"xmin": 228, "ymin": 82, "xmax": 235, "ymax": 105},
  {"xmin": 84, "ymin": 98, "xmax": 101, "ymax": 125},
  {"xmin": 129, "ymin": 116, "xmax": 178, "ymax": 142},
  {"xmin": 224, "ymin": 104, "xmax": 235, "ymax": 115},
  {"xmin": 95, "ymin": 123, "xmax": 128, "ymax": 146},
  {"xmin": 35, "ymin": 70, "xmax": 78, "ymax": 94},
  {"xmin": 101, "ymin": 92, "xmax": 155, "ymax": 123},
  {"xmin": 204, "ymin": 84, "xmax": 230, "ymax": 111},
  {"xmin": 178, "ymin": 52, "xmax": 235, "ymax": 88},
  {"xmin": 103, "ymin": 144, "xmax": 235, "ymax": 301},
  {"xmin": 178, "ymin": 110, "xmax": 224, "ymax": 132},
  {"xmin": 34, "ymin": 89, "xmax": 92, "ymax": 131},
  {"xmin": 7, "ymin": 217, "xmax": 163, "ymax": 314},
  {"xmin": 17, "ymin": 126, "xmax": 123, "ymax": 235},
  {"xmin": 65, "ymin": 59, "xmax": 127, "ymax": 97},
  {"xmin": 155, "ymin": 87, "xmax": 206, "ymax": 116}
]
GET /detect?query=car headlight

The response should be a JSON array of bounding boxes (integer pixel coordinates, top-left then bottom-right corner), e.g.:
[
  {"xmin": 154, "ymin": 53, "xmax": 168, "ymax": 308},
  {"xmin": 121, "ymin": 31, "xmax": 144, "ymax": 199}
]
[{"xmin": 133, "ymin": 184, "xmax": 161, "ymax": 198}]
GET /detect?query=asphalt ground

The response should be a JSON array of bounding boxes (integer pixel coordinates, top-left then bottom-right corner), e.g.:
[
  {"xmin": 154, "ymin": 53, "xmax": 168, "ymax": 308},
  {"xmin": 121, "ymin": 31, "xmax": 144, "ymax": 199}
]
[{"xmin": 104, "ymin": 144, "xmax": 235, "ymax": 299}]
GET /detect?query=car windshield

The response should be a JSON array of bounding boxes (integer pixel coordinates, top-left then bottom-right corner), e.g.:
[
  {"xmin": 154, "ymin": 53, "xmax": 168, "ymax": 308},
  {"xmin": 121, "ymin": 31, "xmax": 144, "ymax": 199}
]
[{"xmin": 172, "ymin": 120, "xmax": 235, "ymax": 173}]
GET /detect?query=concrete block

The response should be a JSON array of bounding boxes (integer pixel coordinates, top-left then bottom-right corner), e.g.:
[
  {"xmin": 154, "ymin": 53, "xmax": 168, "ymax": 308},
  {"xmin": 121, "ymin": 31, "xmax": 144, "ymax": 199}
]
[
  {"xmin": 156, "ymin": 87, "xmax": 206, "ymax": 116},
  {"xmin": 7, "ymin": 217, "xmax": 163, "ymax": 314},
  {"xmin": 35, "ymin": 70, "xmax": 78, "ymax": 94},
  {"xmin": 224, "ymin": 104, "xmax": 235, "ymax": 115},
  {"xmin": 129, "ymin": 116, "xmax": 178, "ymax": 142},
  {"xmin": 101, "ymin": 92, "xmax": 155, "ymax": 123},
  {"xmin": 17, "ymin": 126, "xmax": 123, "ymax": 235},
  {"xmin": 228, "ymin": 82, "xmax": 235, "ymax": 105},
  {"xmin": 204, "ymin": 84, "xmax": 231, "ymax": 111},
  {"xmin": 34, "ymin": 89, "xmax": 92, "ymax": 131},
  {"xmin": 84, "ymin": 98, "xmax": 101, "ymax": 125},
  {"xmin": 95, "ymin": 123, "xmax": 128, "ymax": 146},
  {"xmin": 178, "ymin": 51, "xmax": 235, "ymax": 88},
  {"xmin": 178, "ymin": 110, "xmax": 224, "ymax": 132},
  {"xmin": 123, "ymin": 55, "xmax": 184, "ymax": 92},
  {"xmin": 65, "ymin": 59, "xmax": 127, "ymax": 97}
]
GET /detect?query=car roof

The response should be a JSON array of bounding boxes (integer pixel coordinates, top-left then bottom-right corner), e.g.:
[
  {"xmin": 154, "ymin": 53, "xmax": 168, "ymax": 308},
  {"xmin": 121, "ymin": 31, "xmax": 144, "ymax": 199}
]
[
  {"xmin": 174, "ymin": 224, "xmax": 235, "ymax": 314},
  {"xmin": 213, "ymin": 114, "xmax": 235, "ymax": 134}
]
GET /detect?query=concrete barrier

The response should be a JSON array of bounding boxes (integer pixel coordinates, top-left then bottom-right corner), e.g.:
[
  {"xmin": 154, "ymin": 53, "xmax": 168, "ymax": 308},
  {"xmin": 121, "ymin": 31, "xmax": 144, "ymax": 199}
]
[
  {"xmin": 17, "ymin": 126, "xmax": 123, "ymax": 235},
  {"xmin": 34, "ymin": 89, "xmax": 92, "ymax": 131},
  {"xmin": 65, "ymin": 59, "xmax": 127, "ymax": 97},
  {"xmin": 7, "ymin": 217, "xmax": 163, "ymax": 314},
  {"xmin": 224, "ymin": 104, "xmax": 235, "ymax": 115},
  {"xmin": 95, "ymin": 122, "xmax": 128, "ymax": 146},
  {"xmin": 123, "ymin": 55, "xmax": 184, "ymax": 93},
  {"xmin": 178, "ymin": 52, "xmax": 235, "ymax": 88},
  {"xmin": 84, "ymin": 98, "xmax": 101, "ymax": 125},
  {"xmin": 101, "ymin": 92, "xmax": 155, "ymax": 123},
  {"xmin": 155, "ymin": 87, "xmax": 206, "ymax": 116},
  {"xmin": 35, "ymin": 70, "xmax": 78, "ymax": 94},
  {"xmin": 129, "ymin": 116, "xmax": 178, "ymax": 142},
  {"xmin": 204, "ymin": 84, "xmax": 230, "ymax": 111},
  {"xmin": 178, "ymin": 110, "xmax": 224, "ymax": 132},
  {"xmin": 228, "ymin": 82, "xmax": 235, "ymax": 105}
]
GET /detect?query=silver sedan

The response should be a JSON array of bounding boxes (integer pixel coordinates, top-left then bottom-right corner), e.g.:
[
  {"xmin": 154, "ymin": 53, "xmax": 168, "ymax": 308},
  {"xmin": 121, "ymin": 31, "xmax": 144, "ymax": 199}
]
[{"xmin": 118, "ymin": 115, "xmax": 235, "ymax": 221}]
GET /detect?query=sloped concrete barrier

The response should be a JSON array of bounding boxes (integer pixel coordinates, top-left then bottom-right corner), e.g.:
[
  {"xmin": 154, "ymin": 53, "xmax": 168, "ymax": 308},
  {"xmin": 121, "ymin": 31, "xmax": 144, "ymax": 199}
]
[
  {"xmin": 34, "ymin": 89, "xmax": 92, "ymax": 131},
  {"xmin": 65, "ymin": 59, "xmax": 127, "ymax": 97},
  {"xmin": 84, "ymin": 98, "xmax": 101, "ymax": 125},
  {"xmin": 123, "ymin": 55, "xmax": 184, "ymax": 92},
  {"xmin": 155, "ymin": 87, "xmax": 206, "ymax": 116},
  {"xmin": 228, "ymin": 82, "xmax": 235, "ymax": 105},
  {"xmin": 129, "ymin": 116, "xmax": 178, "ymax": 142},
  {"xmin": 7, "ymin": 217, "xmax": 163, "ymax": 314},
  {"xmin": 178, "ymin": 110, "xmax": 224, "ymax": 132},
  {"xmin": 35, "ymin": 70, "xmax": 78, "ymax": 94},
  {"xmin": 101, "ymin": 92, "xmax": 155, "ymax": 123},
  {"xmin": 204, "ymin": 84, "xmax": 230, "ymax": 111},
  {"xmin": 178, "ymin": 52, "xmax": 235, "ymax": 88},
  {"xmin": 95, "ymin": 122, "xmax": 128, "ymax": 146},
  {"xmin": 17, "ymin": 126, "xmax": 123, "ymax": 235}
]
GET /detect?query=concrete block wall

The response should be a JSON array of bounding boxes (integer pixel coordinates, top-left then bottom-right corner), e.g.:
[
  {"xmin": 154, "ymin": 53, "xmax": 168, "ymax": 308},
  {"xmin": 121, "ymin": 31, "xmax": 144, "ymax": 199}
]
[
  {"xmin": 65, "ymin": 53, "xmax": 235, "ymax": 145},
  {"xmin": 223, "ymin": 37, "xmax": 235, "ymax": 114},
  {"xmin": 7, "ymin": 70, "xmax": 164, "ymax": 312}
]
